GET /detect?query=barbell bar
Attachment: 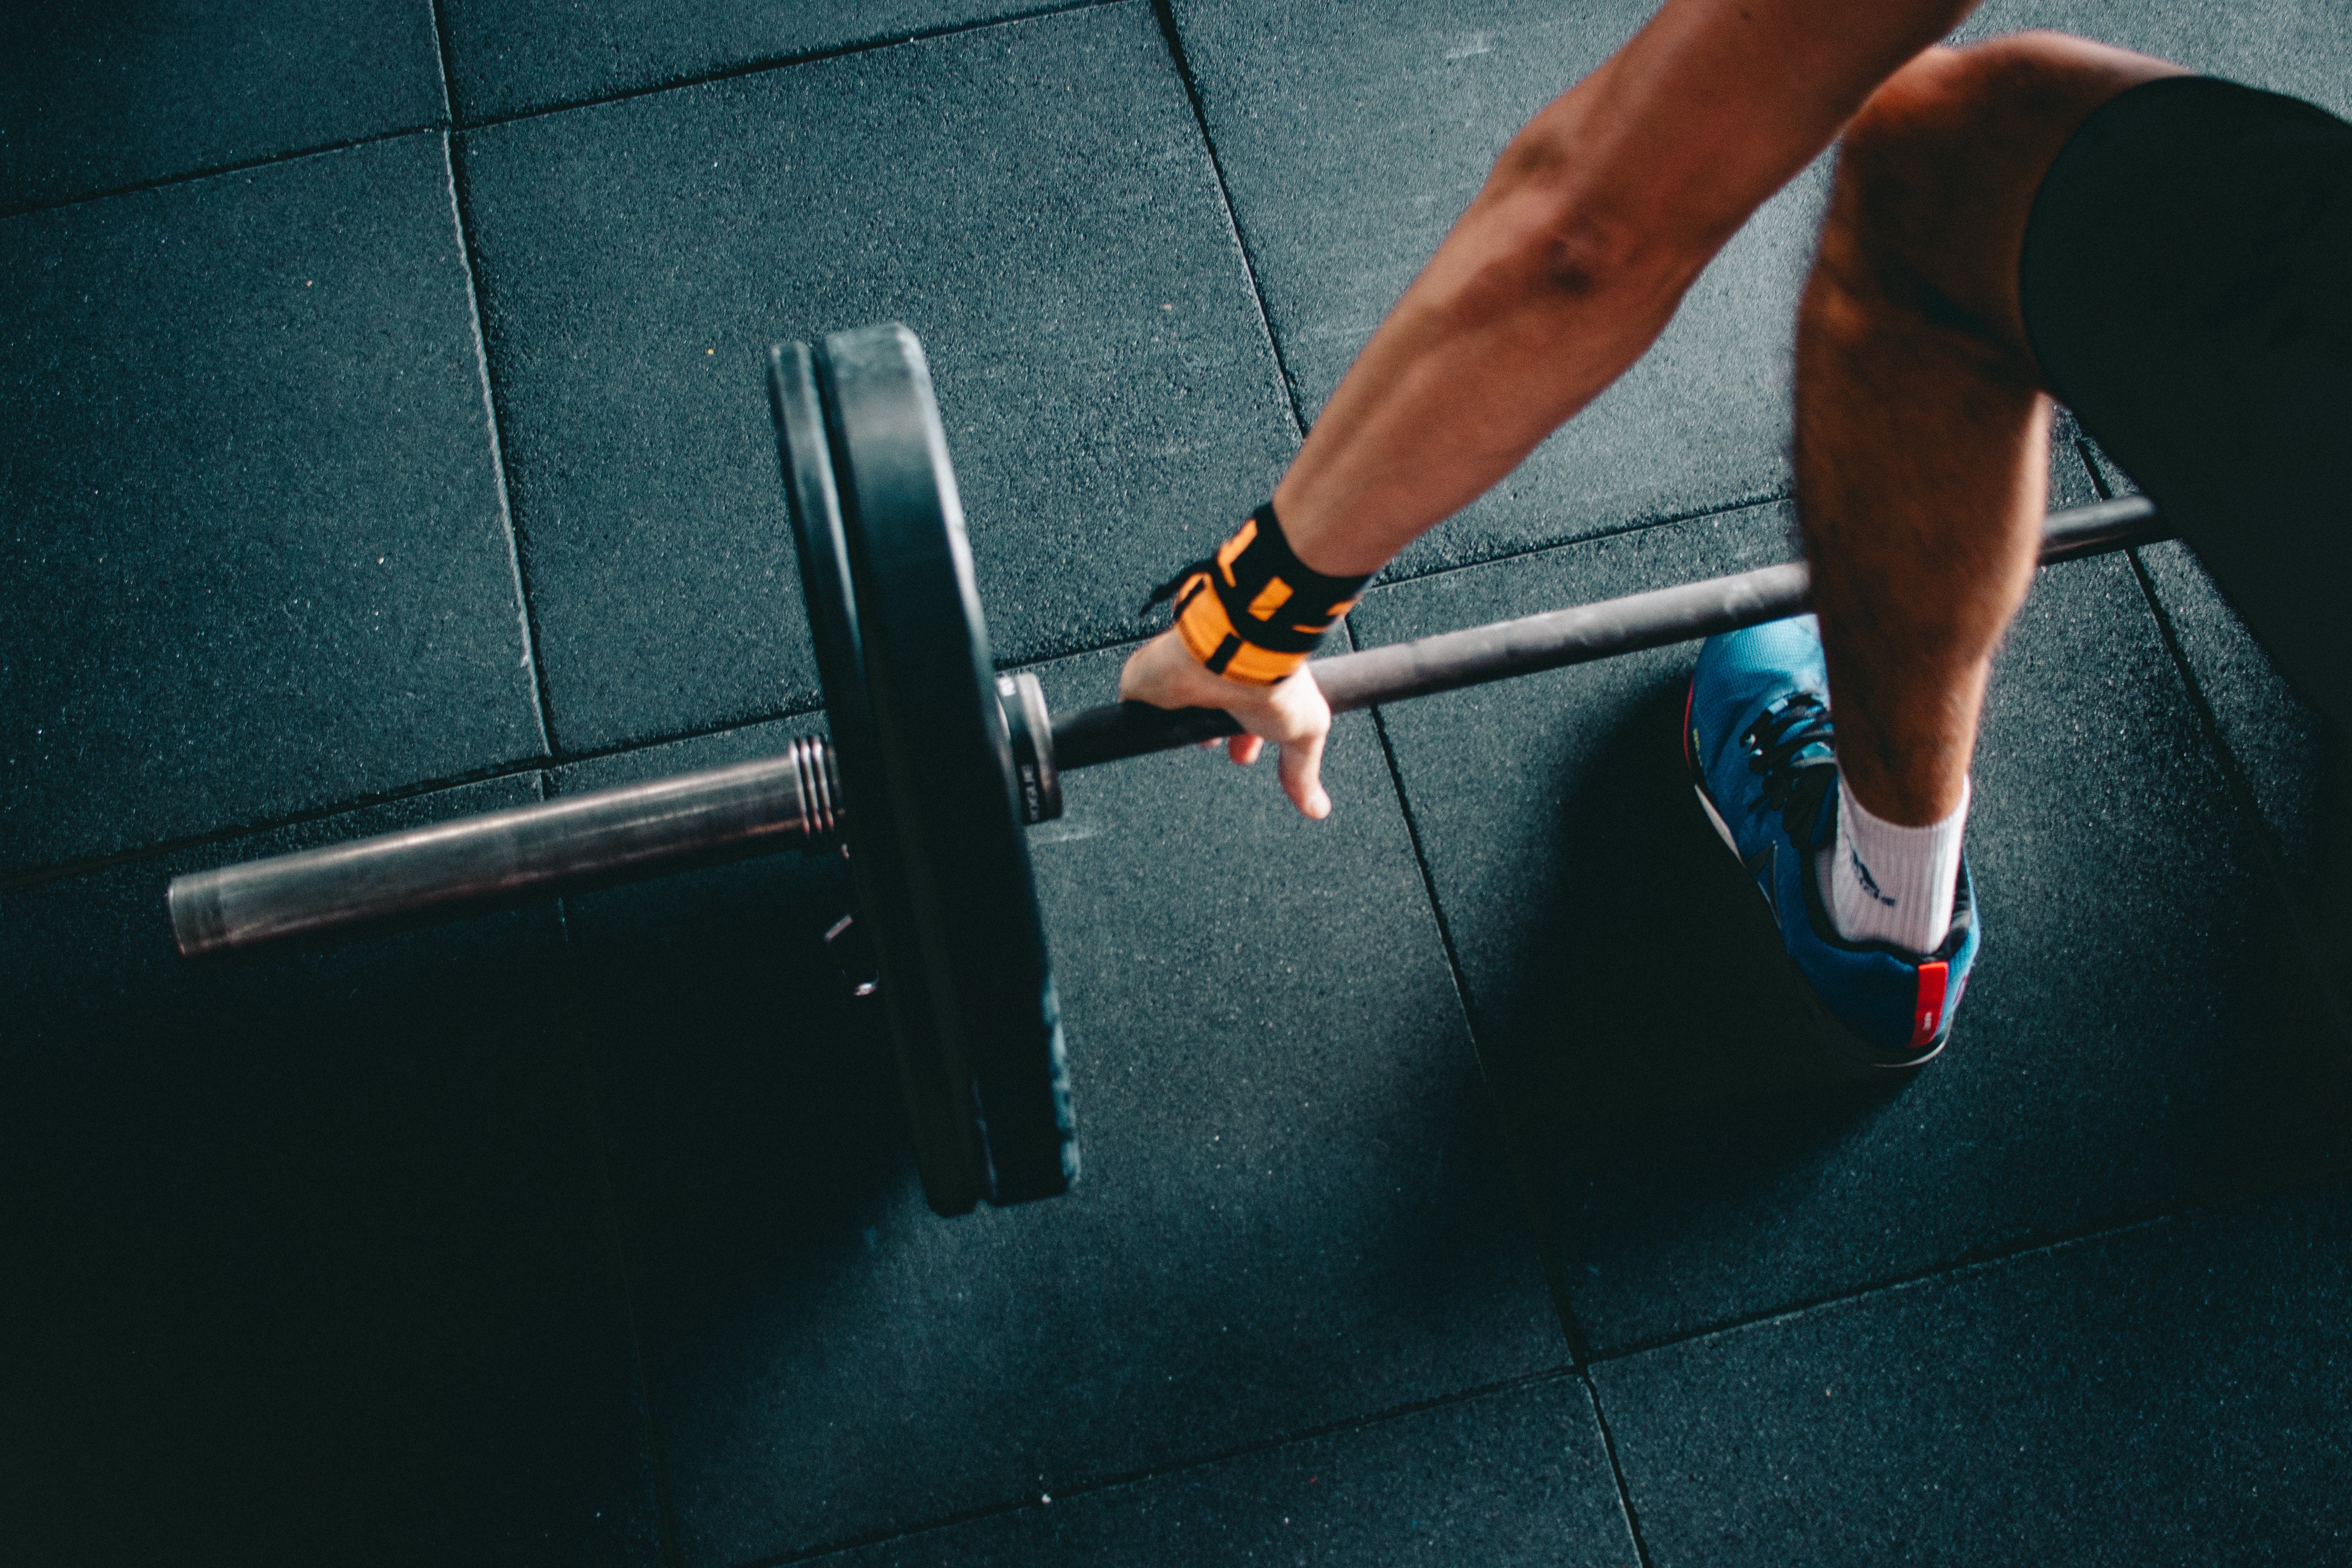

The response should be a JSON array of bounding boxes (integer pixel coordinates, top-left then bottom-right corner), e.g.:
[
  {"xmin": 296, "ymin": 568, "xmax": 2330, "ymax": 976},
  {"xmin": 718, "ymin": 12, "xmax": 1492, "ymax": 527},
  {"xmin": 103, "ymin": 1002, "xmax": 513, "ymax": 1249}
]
[
  {"xmin": 166, "ymin": 323, "xmax": 2168, "ymax": 1214},
  {"xmin": 167, "ymin": 492, "xmax": 2166, "ymax": 956}
]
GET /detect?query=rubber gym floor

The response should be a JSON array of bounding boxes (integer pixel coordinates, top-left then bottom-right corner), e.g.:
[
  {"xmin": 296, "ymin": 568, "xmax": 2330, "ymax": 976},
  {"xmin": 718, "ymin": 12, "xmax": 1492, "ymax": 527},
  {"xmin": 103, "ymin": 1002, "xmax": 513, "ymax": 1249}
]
[{"xmin": 6, "ymin": 2, "xmax": 2350, "ymax": 1564}]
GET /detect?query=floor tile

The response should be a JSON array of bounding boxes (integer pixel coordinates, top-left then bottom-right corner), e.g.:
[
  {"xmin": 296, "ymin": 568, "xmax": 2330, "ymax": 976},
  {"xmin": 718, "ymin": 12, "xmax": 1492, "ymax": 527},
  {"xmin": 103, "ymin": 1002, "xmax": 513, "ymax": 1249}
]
[
  {"xmin": 2131, "ymin": 538, "xmax": 2352, "ymax": 1042},
  {"xmin": 458, "ymin": 2, "xmax": 1296, "ymax": 753},
  {"xmin": 0, "ymin": 134, "xmax": 545, "ymax": 875},
  {"xmin": 2134, "ymin": 542, "xmax": 2333, "ymax": 916},
  {"xmin": 0, "ymin": 0, "xmax": 445, "ymax": 211},
  {"xmin": 1959, "ymin": 0, "xmax": 2352, "ymax": 118},
  {"xmin": 440, "ymin": 0, "xmax": 1059, "ymax": 122},
  {"xmin": 820, "ymin": 1377, "xmax": 1637, "ymax": 1567},
  {"xmin": 2061, "ymin": 343, "xmax": 2342, "ymax": 1027},
  {"xmin": 1592, "ymin": 1179, "xmax": 2352, "ymax": 1566},
  {"xmin": 0, "ymin": 778, "xmax": 660, "ymax": 1567},
  {"xmin": 1170, "ymin": 0, "xmax": 1825, "ymax": 577},
  {"xmin": 560, "ymin": 645, "xmax": 1563, "ymax": 1565},
  {"xmin": 1354, "ymin": 508, "xmax": 2347, "ymax": 1356}
]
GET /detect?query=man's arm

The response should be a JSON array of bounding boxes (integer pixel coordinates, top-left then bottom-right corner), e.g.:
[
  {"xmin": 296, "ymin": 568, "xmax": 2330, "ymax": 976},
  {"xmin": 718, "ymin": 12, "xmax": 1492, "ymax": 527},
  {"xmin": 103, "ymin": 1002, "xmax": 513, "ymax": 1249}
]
[{"xmin": 1122, "ymin": 0, "xmax": 1983, "ymax": 817}]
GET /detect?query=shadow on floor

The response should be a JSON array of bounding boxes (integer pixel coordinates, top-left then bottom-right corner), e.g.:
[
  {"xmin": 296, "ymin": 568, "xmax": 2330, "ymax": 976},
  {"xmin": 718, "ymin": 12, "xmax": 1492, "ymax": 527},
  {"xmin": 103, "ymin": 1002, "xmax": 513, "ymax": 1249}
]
[
  {"xmin": 0, "ymin": 828, "xmax": 660, "ymax": 1567},
  {"xmin": 1462, "ymin": 670, "xmax": 2350, "ymax": 1325},
  {"xmin": 563, "ymin": 844, "xmax": 913, "ymax": 1335},
  {"xmin": 1473, "ymin": 677, "xmax": 1902, "ymax": 1122}
]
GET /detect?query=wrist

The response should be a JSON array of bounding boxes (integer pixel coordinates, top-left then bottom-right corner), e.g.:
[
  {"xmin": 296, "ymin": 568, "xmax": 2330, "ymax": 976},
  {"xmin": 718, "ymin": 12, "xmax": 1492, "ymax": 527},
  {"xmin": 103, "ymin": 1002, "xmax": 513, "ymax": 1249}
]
[
  {"xmin": 1269, "ymin": 472, "xmax": 1390, "ymax": 580},
  {"xmin": 1148, "ymin": 502, "xmax": 1369, "ymax": 686}
]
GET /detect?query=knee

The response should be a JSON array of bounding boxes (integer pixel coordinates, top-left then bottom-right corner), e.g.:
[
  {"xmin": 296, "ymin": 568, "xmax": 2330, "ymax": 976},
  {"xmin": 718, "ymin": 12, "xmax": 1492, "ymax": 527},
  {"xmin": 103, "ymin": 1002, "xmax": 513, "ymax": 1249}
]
[
  {"xmin": 1802, "ymin": 51, "xmax": 1987, "ymax": 358},
  {"xmin": 1845, "ymin": 44, "xmax": 2020, "ymax": 181},
  {"xmin": 1834, "ymin": 33, "xmax": 2187, "ymax": 254},
  {"xmin": 1814, "ymin": 34, "xmax": 2161, "ymax": 349},
  {"xmin": 1842, "ymin": 40, "xmax": 2059, "ymax": 213}
]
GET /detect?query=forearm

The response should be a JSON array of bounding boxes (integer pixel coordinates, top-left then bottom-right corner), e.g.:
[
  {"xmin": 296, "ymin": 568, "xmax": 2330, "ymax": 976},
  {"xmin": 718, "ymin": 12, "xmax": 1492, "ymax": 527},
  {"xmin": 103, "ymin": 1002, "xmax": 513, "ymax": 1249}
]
[
  {"xmin": 1277, "ymin": 0, "xmax": 1984, "ymax": 578},
  {"xmin": 1271, "ymin": 122, "xmax": 1700, "ymax": 575}
]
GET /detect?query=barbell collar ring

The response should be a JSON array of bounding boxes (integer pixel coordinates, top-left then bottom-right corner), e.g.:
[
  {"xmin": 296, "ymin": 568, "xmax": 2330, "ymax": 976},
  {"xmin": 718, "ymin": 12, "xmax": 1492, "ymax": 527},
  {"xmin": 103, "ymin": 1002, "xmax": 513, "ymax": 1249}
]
[
  {"xmin": 169, "ymin": 734, "xmax": 845, "ymax": 959},
  {"xmin": 996, "ymin": 670, "xmax": 1063, "ymax": 826}
]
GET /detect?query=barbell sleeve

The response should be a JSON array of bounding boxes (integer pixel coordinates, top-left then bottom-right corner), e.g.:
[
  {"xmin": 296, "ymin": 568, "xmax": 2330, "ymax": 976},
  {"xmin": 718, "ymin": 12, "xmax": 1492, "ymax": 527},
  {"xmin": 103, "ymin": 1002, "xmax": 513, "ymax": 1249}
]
[
  {"xmin": 169, "ymin": 736, "xmax": 842, "ymax": 958},
  {"xmin": 1046, "ymin": 495, "xmax": 2165, "ymax": 770}
]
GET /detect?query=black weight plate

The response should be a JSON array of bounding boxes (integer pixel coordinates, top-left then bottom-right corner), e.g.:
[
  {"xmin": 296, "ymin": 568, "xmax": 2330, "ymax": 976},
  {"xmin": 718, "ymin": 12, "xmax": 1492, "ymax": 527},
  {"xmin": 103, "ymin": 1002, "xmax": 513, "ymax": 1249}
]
[
  {"xmin": 768, "ymin": 339, "xmax": 987, "ymax": 1217},
  {"xmin": 815, "ymin": 324, "xmax": 1077, "ymax": 1207}
]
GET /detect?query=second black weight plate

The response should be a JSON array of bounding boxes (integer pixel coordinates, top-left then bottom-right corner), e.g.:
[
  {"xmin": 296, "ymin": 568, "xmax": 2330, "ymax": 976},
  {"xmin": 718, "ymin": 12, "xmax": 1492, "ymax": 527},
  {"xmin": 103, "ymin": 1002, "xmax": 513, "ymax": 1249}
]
[
  {"xmin": 770, "ymin": 339, "xmax": 987, "ymax": 1216},
  {"xmin": 774, "ymin": 324, "xmax": 1078, "ymax": 1211}
]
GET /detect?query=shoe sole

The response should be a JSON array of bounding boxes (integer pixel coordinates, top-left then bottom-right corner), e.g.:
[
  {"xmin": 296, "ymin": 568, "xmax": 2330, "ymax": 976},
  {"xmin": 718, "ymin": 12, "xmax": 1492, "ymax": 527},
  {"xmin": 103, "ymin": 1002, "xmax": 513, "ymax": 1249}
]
[{"xmin": 1685, "ymin": 679, "xmax": 1948, "ymax": 1077}]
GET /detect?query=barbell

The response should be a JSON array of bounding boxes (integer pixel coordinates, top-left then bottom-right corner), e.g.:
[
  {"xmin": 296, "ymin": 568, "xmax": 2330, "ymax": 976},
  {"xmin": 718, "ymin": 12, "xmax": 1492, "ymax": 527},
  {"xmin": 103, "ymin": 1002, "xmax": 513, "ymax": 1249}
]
[{"xmin": 167, "ymin": 322, "xmax": 2168, "ymax": 1216}]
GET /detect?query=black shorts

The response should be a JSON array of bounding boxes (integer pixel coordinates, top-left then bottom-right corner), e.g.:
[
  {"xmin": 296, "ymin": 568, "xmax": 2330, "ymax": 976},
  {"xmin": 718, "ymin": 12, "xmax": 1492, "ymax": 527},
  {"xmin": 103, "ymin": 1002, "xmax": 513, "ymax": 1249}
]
[{"xmin": 2021, "ymin": 76, "xmax": 2352, "ymax": 731}]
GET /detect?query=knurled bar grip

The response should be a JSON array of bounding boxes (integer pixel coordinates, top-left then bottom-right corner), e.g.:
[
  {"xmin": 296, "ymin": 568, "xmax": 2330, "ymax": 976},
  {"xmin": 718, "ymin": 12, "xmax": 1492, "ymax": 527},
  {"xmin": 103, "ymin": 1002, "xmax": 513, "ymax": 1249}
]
[
  {"xmin": 169, "ymin": 736, "xmax": 842, "ymax": 958},
  {"xmin": 170, "ymin": 496, "xmax": 2160, "ymax": 958},
  {"xmin": 1049, "ymin": 495, "xmax": 2164, "ymax": 769}
]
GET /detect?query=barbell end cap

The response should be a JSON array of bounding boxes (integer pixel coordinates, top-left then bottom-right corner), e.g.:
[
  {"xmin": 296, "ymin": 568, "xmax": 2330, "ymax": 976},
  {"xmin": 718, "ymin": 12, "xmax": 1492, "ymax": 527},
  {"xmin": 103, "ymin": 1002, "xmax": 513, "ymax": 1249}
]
[{"xmin": 167, "ymin": 873, "xmax": 229, "ymax": 960}]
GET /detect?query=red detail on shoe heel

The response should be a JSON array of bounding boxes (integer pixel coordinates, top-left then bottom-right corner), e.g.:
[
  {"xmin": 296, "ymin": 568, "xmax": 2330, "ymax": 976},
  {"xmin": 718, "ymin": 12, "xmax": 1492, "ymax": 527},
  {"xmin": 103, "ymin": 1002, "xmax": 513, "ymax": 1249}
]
[
  {"xmin": 1682, "ymin": 679, "xmax": 1697, "ymax": 771},
  {"xmin": 1910, "ymin": 961, "xmax": 1949, "ymax": 1049}
]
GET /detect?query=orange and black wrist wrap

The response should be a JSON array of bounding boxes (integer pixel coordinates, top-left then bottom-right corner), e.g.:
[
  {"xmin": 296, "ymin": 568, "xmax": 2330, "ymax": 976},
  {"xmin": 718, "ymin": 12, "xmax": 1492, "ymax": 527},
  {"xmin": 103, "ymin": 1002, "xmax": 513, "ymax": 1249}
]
[{"xmin": 1143, "ymin": 503, "xmax": 1368, "ymax": 686}]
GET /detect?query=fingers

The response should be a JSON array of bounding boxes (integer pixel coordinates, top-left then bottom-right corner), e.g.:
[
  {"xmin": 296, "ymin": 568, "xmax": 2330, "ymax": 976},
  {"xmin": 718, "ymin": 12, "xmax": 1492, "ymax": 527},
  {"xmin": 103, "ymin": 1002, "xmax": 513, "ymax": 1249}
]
[
  {"xmin": 1116, "ymin": 629, "xmax": 1336, "ymax": 818},
  {"xmin": 1261, "ymin": 667, "xmax": 1334, "ymax": 819},
  {"xmin": 1276, "ymin": 726, "xmax": 1331, "ymax": 819}
]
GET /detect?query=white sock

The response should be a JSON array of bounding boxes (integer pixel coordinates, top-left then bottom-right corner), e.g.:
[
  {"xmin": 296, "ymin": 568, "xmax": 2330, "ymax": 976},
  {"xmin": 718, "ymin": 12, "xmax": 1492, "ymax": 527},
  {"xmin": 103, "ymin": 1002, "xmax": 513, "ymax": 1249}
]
[{"xmin": 1814, "ymin": 774, "xmax": 1968, "ymax": 956}]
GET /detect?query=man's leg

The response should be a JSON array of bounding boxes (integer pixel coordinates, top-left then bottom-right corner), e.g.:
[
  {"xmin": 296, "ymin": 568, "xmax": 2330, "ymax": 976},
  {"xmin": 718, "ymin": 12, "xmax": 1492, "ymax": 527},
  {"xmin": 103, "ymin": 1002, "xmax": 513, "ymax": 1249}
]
[
  {"xmin": 1693, "ymin": 32, "xmax": 2350, "ymax": 1060},
  {"xmin": 1793, "ymin": 35, "xmax": 2185, "ymax": 950}
]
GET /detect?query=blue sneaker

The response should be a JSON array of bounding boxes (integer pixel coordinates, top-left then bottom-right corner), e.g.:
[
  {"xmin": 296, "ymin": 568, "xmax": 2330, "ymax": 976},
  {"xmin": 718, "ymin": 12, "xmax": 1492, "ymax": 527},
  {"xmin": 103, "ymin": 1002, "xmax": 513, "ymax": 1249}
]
[{"xmin": 1684, "ymin": 615, "xmax": 1979, "ymax": 1070}]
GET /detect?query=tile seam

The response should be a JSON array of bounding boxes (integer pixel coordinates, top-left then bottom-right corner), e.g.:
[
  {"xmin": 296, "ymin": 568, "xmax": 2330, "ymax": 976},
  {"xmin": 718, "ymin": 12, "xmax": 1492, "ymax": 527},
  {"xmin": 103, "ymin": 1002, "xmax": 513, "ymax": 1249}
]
[
  {"xmin": 0, "ymin": 2, "xmax": 1132, "ymax": 221},
  {"xmin": 2077, "ymin": 433, "xmax": 2348, "ymax": 1043},
  {"xmin": 437, "ymin": 0, "xmax": 677, "ymax": 1527},
  {"xmin": 1146, "ymin": 0, "xmax": 1313, "ymax": 437},
  {"xmin": 1575, "ymin": 1368, "xmax": 1661, "ymax": 1568},
  {"xmin": 436, "ymin": 129, "xmax": 562, "ymax": 756},
  {"xmin": 1362, "ymin": 485, "xmax": 1797, "ymax": 589},
  {"xmin": 1587, "ymin": 1219, "xmax": 2180, "ymax": 1367},
  {"xmin": 2117, "ymin": 554, "xmax": 2352, "ymax": 1046},
  {"xmin": 1350, "ymin": 615, "xmax": 1643, "ymax": 1555},
  {"xmin": 0, "ymin": 123, "xmax": 452, "ymax": 223},
  {"xmin": 753, "ymin": 1366, "xmax": 1581, "ymax": 1567},
  {"xmin": 453, "ymin": 0, "xmax": 1131, "ymax": 130},
  {"xmin": 422, "ymin": 0, "xmax": 458, "ymax": 125},
  {"xmin": 1577, "ymin": 1169, "xmax": 2352, "ymax": 1367}
]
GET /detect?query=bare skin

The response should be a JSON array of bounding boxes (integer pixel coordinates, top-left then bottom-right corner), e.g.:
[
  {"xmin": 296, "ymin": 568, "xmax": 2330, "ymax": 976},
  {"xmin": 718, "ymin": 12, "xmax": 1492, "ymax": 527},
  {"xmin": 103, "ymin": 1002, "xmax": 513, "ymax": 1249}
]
[
  {"xmin": 1797, "ymin": 36, "xmax": 2184, "ymax": 823},
  {"xmin": 1120, "ymin": 2, "xmax": 2176, "ymax": 830},
  {"xmin": 1124, "ymin": 0, "xmax": 1982, "ymax": 816}
]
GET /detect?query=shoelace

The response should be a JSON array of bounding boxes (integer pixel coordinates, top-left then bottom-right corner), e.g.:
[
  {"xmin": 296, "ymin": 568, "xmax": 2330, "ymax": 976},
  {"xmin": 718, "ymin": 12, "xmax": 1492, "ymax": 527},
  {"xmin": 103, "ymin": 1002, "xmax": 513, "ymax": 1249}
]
[{"xmin": 1741, "ymin": 692, "xmax": 1839, "ymax": 843}]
